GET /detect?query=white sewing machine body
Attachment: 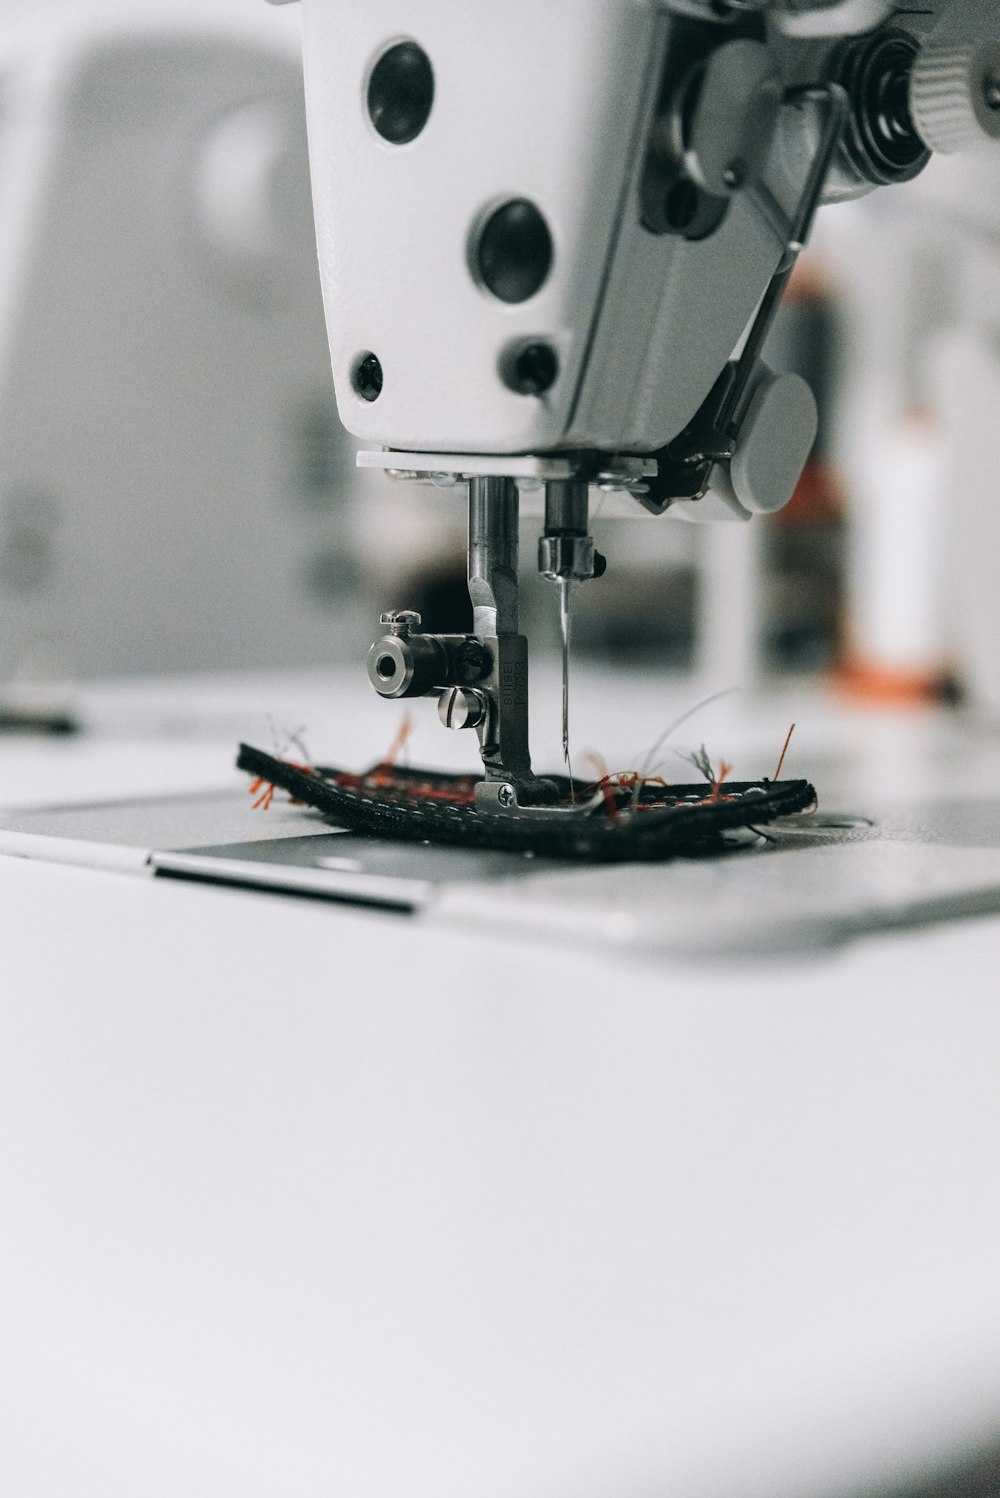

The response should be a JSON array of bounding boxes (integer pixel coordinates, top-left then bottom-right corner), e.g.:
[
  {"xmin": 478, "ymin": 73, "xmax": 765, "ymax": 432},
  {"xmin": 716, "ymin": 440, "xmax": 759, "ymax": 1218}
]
[
  {"xmin": 0, "ymin": 3, "xmax": 361, "ymax": 679},
  {"xmin": 300, "ymin": 0, "xmax": 955, "ymax": 468},
  {"xmin": 304, "ymin": 0, "xmax": 778, "ymax": 459}
]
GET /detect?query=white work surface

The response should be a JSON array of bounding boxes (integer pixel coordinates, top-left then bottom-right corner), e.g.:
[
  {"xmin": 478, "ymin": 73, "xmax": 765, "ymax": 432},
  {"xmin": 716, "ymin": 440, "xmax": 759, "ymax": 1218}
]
[{"xmin": 2, "ymin": 667, "xmax": 999, "ymax": 1498}]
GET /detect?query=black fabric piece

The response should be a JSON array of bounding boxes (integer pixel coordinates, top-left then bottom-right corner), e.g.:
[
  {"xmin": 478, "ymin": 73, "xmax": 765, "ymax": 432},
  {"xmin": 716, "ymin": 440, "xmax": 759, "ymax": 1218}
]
[{"xmin": 238, "ymin": 743, "xmax": 817, "ymax": 863}]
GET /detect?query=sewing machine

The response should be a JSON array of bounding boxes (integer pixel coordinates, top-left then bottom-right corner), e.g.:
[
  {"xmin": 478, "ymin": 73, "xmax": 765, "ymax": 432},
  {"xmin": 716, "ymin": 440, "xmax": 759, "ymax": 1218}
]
[
  {"xmin": 264, "ymin": 0, "xmax": 1000, "ymax": 807},
  {"xmin": 5, "ymin": 15, "xmax": 1000, "ymax": 1490}
]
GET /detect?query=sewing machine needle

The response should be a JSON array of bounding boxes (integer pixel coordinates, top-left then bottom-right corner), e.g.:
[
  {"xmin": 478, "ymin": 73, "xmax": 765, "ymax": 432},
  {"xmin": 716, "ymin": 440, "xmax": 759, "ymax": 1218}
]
[{"xmin": 560, "ymin": 576, "xmax": 573, "ymax": 791}]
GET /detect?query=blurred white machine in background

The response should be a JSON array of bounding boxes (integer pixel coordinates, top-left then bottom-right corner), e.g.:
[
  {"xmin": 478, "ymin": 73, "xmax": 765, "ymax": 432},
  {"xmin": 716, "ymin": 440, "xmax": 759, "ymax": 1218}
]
[
  {"xmin": 935, "ymin": 157, "xmax": 1000, "ymax": 711},
  {"xmin": 818, "ymin": 148, "xmax": 1000, "ymax": 711},
  {"xmin": 0, "ymin": 1, "xmax": 370, "ymax": 680}
]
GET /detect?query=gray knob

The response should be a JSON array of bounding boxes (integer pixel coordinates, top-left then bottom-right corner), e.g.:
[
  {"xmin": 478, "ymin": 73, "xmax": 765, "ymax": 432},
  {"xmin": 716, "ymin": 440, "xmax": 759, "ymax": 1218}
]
[
  {"xmin": 910, "ymin": 39, "xmax": 1000, "ymax": 154},
  {"xmin": 727, "ymin": 368, "xmax": 818, "ymax": 516}
]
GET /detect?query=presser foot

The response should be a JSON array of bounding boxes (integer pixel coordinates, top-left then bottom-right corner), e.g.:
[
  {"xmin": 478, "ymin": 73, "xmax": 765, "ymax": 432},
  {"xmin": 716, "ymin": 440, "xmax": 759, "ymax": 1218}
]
[{"xmin": 366, "ymin": 472, "xmax": 564, "ymax": 811}]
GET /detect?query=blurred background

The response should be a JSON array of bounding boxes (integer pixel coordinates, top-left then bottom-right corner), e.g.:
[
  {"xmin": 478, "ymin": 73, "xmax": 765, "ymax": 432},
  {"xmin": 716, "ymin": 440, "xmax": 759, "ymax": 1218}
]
[{"xmin": 1, "ymin": 0, "xmax": 999, "ymax": 716}]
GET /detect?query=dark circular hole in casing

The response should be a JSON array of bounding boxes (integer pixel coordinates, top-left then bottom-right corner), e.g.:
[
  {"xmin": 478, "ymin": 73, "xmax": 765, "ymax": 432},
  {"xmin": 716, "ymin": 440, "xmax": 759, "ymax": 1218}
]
[
  {"xmin": 353, "ymin": 352, "xmax": 383, "ymax": 402},
  {"xmin": 376, "ymin": 653, "xmax": 397, "ymax": 679},
  {"xmin": 476, "ymin": 199, "xmax": 553, "ymax": 304},
  {"xmin": 501, "ymin": 341, "xmax": 559, "ymax": 396},
  {"xmin": 367, "ymin": 41, "xmax": 434, "ymax": 145}
]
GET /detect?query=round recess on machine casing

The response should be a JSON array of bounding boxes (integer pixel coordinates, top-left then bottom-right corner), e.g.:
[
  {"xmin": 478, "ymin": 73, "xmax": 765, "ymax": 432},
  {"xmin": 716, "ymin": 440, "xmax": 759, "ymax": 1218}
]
[
  {"xmin": 500, "ymin": 339, "xmax": 559, "ymax": 395},
  {"xmin": 474, "ymin": 198, "xmax": 553, "ymax": 303},
  {"xmin": 352, "ymin": 351, "xmax": 383, "ymax": 402},
  {"xmin": 366, "ymin": 41, "xmax": 434, "ymax": 144}
]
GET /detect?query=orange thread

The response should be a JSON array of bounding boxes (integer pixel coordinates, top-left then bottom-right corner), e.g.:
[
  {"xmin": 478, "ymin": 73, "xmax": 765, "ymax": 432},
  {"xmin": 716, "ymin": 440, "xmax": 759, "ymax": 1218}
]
[
  {"xmin": 707, "ymin": 760, "xmax": 732, "ymax": 803},
  {"xmin": 249, "ymin": 759, "xmax": 315, "ymax": 811},
  {"xmin": 371, "ymin": 711, "xmax": 415, "ymax": 785},
  {"xmin": 772, "ymin": 723, "xmax": 795, "ymax": 783},
  {"xmin": 251, "ymin": 781, "xmax": 275, "ymax": 811}
]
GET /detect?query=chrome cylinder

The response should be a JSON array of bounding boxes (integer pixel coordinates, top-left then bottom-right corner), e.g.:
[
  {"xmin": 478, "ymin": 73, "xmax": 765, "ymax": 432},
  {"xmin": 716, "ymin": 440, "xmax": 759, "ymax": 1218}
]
[{"xmin": 468, "ymin": 476, "xmax": 519, "ymax": 637}]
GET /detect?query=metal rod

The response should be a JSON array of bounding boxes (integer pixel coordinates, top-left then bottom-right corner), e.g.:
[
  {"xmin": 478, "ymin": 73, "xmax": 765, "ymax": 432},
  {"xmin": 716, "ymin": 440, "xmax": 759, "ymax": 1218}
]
[
  {"xmin": 544, "ymin": 479, "xmax": 589, "ymax": 537},
  {"xmin": 468, "ymin": 476, "xmax": 519, "ymax": 638},
  {"xmin": 725, "ymin": 82, "xmax": 848, "ymax": 433}
]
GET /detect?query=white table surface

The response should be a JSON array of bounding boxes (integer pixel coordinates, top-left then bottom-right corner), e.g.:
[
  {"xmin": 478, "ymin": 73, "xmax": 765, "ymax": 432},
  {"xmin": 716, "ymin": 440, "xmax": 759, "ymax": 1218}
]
[{"xmin": 2, "ymin": 668, "xmax": 999, "ymax": 1498}]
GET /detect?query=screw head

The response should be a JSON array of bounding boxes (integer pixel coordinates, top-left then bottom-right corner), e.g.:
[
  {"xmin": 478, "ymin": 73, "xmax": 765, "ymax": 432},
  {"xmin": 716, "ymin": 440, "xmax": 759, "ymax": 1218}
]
[
  {"xmin": 454, "ymin": 637, "xmax": 489, "ymax": 683},
  {"xmin": 503, "ymin": 341, "xmax": 558, "ymax": 396},
  {"xmin": 380, "ymin": 609, "xmax": 421, "ymax": 636},
  {"xmin": 496, "ymin": 783, "xmax": 516, "ymax": 808},
  {"xmin": 437, "ymin": 687, "xmax": 486, "ymax": 730}
]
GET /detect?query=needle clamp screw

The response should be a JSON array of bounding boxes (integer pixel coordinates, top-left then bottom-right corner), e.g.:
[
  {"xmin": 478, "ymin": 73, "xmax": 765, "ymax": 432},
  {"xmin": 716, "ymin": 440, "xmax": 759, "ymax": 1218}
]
[
  {"xmin": 438, "ymin": 687, "xmax": 487, "ymax": 730},
  {"xmin": 380, "ymin": 610, "xmax": 421, "ymax": 638}
]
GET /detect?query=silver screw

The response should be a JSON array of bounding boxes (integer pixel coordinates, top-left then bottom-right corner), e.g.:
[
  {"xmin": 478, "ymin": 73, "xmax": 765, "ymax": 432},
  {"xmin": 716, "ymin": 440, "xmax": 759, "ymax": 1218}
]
[
  {"xmin": 379, "ymin": 609, "xmax": 421, "ymax": 637},
  {"xmin": 437, "ymin": 687, "xmax": 486, "ymax": 730},
  {"xmin": 496, "ymin": 783, "xmax": 516, "ymax": 808}
]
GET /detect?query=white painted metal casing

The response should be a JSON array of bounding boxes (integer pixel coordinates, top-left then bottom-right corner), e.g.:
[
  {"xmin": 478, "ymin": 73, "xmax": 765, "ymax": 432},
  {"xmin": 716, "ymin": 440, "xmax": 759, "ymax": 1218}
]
[{"xmin": 301, "ymin": 0, "xmax": 787, "ymax": 457}]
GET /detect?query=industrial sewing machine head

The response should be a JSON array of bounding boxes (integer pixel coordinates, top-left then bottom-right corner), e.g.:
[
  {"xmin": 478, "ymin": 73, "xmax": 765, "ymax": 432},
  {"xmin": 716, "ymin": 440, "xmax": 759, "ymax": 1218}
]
[{"xmin": 272, "ymin": 0, "xmax": 999, "ymax": 809}]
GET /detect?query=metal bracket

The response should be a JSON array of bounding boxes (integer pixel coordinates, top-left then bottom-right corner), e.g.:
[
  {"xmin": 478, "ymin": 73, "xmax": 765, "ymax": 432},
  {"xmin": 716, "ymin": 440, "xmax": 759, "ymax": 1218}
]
[
  {"xmin": 639, "ymin": 81, "xmax": 849, "ymax": 515},
  {"xmin": 356, "ymin": 448, "xmax": 656, "ymax": 494}
]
